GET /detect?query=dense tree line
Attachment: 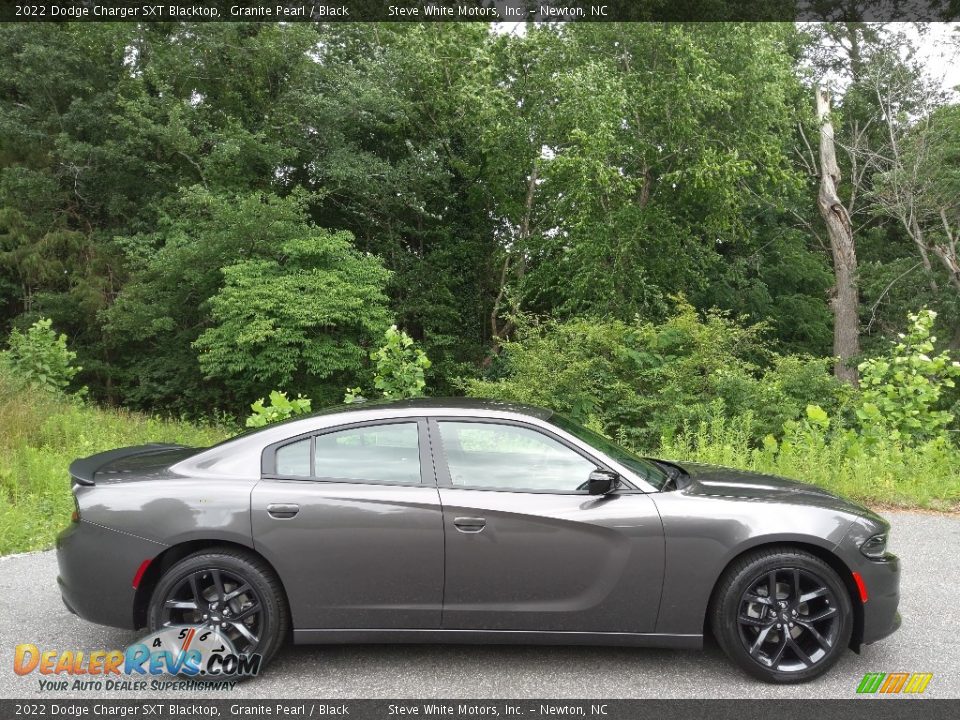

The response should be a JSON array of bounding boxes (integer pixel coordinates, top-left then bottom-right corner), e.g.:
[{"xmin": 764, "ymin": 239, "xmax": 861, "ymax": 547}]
[{"xmin": 1, "ymin": 22, "xmax": 958, "ymax": 419}]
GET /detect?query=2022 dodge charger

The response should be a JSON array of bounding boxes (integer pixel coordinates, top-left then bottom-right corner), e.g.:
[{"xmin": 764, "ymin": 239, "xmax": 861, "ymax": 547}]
[{"xmin": 56, "ymin": 398, "xmax": 900, "ymax": 683}]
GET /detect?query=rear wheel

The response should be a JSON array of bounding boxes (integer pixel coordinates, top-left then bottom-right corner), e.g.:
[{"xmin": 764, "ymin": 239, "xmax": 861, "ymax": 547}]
[
  {"xmin": 711, "ymin": 547, "xmax": 852, "ymax": 683},
  {"xmin": 147, "ymin": 548, "xmax": 288, "ymax": 670}
]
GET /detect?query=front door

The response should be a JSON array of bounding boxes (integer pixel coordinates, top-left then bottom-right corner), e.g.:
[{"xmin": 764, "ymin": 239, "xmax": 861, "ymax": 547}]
[
  {"xmin": 431, "ymin": 419, "xmax": 664, "ymax": 633},
  {"xmin": 251, "ymin": 419, "xmax": 443, "ymax": 630}
]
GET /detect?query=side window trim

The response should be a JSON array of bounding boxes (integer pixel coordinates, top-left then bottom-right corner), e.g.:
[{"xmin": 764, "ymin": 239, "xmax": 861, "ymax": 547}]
[
  {"xmin": 427, "ymin": 416, "xmax": 621, "ymax": 494},
  {"xmin": 261, "ymin": 417, "xmax": 434, "ymax": 487}
]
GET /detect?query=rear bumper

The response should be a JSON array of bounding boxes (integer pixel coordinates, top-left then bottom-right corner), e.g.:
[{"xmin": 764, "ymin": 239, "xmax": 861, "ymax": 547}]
[
  {"xmin": 56, "ymin": 520, "xmax": 165, "ymax": 630},
  {"xmin": 859, "ymin": 552, "xmax": 901, "ymax": 646}
]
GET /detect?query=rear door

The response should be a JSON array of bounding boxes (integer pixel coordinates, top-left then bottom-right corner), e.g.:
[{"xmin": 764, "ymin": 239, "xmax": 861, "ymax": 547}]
[
  {"xmin": 431, "ymin": 419, "xmax": 664, "ymax": 633},
  {"xmin": 251, "ymin": 418, "xmax": 444, "ymax": 630}
]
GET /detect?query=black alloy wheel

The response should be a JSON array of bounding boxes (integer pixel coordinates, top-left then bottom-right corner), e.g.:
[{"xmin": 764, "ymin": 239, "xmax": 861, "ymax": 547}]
[
  {"xmin": 160, "ymin": 567, "xmax": 264, "ymax": 654},
  {"xmin": 712, "ymin": 547, "xmax": 853, "ymax": 683},
  {"xmin": 736, "ymin": 567, "xmax": 841, "ymax": 672},
  {"xmin": 147, "ymin": 548, "xmax": 288, "ymax": 668}
]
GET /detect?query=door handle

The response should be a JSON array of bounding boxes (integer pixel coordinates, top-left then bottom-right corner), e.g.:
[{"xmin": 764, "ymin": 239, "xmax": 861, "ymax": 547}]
[
  {"xmin": 267, "ymin": 503, "xmax": 300, "ymax": 519},
  {"xmin": 453, "ymin": 517, "xmax": 486, "ymax": 533}
]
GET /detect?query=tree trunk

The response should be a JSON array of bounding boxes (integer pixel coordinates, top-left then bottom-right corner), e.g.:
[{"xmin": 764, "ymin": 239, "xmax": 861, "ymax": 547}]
[
  {"xmin": 935, "ymin": 208, "xmax": 960, "ymax": 291},
  {"xmin": 817, "ymin": 87, "xmax": 860, "ymax": 385},
  {"xmin": 487, "ymin": 161, "xmax": 538, "ymax": 361}
]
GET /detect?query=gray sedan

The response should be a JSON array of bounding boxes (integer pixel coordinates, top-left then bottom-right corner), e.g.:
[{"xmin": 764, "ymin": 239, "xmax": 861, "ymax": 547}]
[{"xmin": 56, "ymin": 398, "xmax": 900, "ymax": 683}]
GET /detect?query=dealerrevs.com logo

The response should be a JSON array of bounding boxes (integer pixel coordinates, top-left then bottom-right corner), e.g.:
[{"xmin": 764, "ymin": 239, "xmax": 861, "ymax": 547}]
[
  {"xmin": 856, "ymin": 672, "xmax": 933, "ymax": 694},
  {"xmin": 14, "ymin": 626, "xmax": 261, "ymax": 691}
]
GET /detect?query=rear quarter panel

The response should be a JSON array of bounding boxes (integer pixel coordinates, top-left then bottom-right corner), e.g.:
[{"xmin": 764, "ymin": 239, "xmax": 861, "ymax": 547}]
[{"xmin": 76, "ymin": 476, "xmax": 258, "ymax": 548}]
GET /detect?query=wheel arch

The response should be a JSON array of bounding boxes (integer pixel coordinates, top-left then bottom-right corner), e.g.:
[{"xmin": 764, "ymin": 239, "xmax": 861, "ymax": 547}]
[
  {"xmin": 703, "ymin": 540, "xmax": 864, "ymax": 652},
  {"xmin": 132, "ymin": 539, "xmax": 289, "ymax": 632}
]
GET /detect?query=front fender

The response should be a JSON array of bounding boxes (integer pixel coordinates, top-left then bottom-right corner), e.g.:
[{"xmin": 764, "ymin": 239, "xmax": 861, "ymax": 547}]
[{"xmin": 650, "ymin": 491, "xmax": 858, "ymax": 635}]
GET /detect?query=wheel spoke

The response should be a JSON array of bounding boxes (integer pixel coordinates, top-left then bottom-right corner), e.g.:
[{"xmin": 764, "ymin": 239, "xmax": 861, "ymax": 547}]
[
  {"xmin": 165, "ymin": 599, "xmax": 198, "ymax": 610},
  {"xmin": 211, "ymin": 570, "xmax": 226, "ymax": 603},
  {"xmin": 233, "ymin": 603, "xmax": 260, "ymax": 622},
  {"xmin": 767, "ymin": 571, "xmax": 778, "ymax": 602},
  {"xmin": 744, "ymin": 593, "xmax": 773, "ymax": 606},
  {"xmin": 768, "ymin": 633, "xmax": 788, "ymax": 667},
  {"xmin": 799, "ymin": 587, "xmax": 829, "ymax": 603},
  {"xmin": 798, "ymin": 620, "xmax": 833, "ymax": 650},
  {"xmin": 229, "ymin": 621, "xmax": 258, "ymax": 646},
  {"xmin": 749, "ymin": 625, "xmax": 774, "ymax": 657},
  {"xmin": 792, "ymin": 569, "xmax": 801, "ymax": 602},
  {"xmin": 788, "ymin": 636, "xmax": 813, "ymax": 666},
  {"xmin": 804, "ymin": 606, "xmax": 838, "ymax": 623},
  {"xmin": 224, "ymin": 584, "xmax": 251, "ymax": 603},
  {"xmin": 187, "ymin": 574, "xmax": 202, "ymax": 606},
  {"xmin": 739, "ymin": 613, "xmax": 772, "ymax": 628}
]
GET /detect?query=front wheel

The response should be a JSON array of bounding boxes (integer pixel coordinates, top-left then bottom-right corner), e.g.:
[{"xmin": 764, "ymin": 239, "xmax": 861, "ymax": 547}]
[
  {"xmin": 147, "ymin": 548, "xmax": 289, "ymax": 671},
  {"xmin": 711, "ymin": 547, "xmax": 853, "ymax": 683}
]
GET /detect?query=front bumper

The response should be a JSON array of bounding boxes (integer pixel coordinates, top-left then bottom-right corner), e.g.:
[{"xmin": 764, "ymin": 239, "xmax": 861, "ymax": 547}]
[
  {"xmin": 859, "ymin": 551, "xmax": 901, "ymax": 645},
  {"xmin": 56, "ymin": 520, "xmax": 165, "ymax": 630}
]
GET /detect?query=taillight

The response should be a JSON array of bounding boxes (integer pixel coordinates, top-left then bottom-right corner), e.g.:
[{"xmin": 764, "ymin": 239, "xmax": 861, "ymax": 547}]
[{"xmin": 71, "ymin": 494, "xmax": 80, "ymax": 523}]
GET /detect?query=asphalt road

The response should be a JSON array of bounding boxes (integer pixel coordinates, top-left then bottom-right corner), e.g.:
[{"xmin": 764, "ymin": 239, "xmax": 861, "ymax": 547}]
[{"xmin": 1, "ymin": 511, "xmax": 958, "ymax": 699}]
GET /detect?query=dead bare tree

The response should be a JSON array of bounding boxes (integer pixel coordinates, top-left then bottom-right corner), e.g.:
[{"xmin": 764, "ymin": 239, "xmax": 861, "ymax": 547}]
[{"xmin": 817, "ymin": 86, "xmax": 861, "ymax": 385}]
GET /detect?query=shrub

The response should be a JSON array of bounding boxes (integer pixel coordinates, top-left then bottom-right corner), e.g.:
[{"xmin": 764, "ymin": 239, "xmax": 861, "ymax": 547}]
[
  {"xmin": 660, "ymin": 407, "xmax": 960, "ymax": 511},
  {"xmin": 856, "ymin": 309, "xmax": 960, "ymax": 444},
  {"xmin": 245, "ymin": 390, "xmax": 312, "ymax": 428},
  {"xmin": 465, "ymin": 301, "xmax": 844, "ymax": 447},
  {"xmin": 3, "ymin": 318, "xmax": 81, "ymax": 394},
  {"xmin": 344, "ymin": 325, "xmax": 431, "ymax": 403}
]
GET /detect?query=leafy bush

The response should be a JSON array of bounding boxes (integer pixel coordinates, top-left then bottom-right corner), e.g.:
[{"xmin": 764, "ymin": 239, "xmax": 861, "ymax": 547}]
[
  {"xmin": 3, "ymin": 318, "xmax": 81, "ymax": 394},
  {"xmin": 856, "ymin": 309, "xmax": 960, "ymax": 443},
  {"xmin": 245, "ymin": 390, "xmax": 312, "ymax": 428},
  {"xmin": 466, "ymin": 301, "xmax": 844, "ymax": 447},
  {"xmin": 660, "ymin": 408, "xmax": 960, "ymax": 511},
  {"xmin": 194, "ymin": 229, "xmax": 392, "ymax": 404},
  {"xmin": 344, "ymin": 326, "xmax": 431, "ymax": 403}
]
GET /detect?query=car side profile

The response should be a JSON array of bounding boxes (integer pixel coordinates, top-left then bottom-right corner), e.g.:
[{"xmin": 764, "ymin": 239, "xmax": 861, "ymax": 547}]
[{"xmin": 56, "ymin": 398, "xmax": 900, "ymax": 683}]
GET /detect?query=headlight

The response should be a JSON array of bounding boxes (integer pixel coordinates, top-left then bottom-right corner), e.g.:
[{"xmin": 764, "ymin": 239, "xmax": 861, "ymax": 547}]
[{"xmin": 860, "ymin": 533, "xmax": 888, "ymax": 558}]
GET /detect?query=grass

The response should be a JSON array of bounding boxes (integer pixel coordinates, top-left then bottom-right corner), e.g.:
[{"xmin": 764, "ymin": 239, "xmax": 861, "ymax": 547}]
[
  {"xmin": 0, "ymin": 378, "xmax": 229, "ymax": 555},
  {"xmin": 2, "ymin": 380, "xmax": 958, "ymax": 557},
  {"xmin": 658, "ymin": 415, "xmax": 960, "ymax": 512}
]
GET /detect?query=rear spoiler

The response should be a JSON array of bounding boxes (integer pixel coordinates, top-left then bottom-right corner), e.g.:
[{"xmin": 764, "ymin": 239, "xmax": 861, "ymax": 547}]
[{"xmin": 68, "ymin": 443, "xmax": 184, "ymax": 486}]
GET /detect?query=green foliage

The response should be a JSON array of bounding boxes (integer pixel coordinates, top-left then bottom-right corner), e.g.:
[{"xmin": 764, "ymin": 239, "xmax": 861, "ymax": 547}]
[
  {"xmin": 371, "ymin": 325, "xmax": 432, "ymax": 399},
  {"xmin": 344, "ymin": 325, "xmax": 431, "ymax": 403},
  {"xmin": 3, "ymin": 318, "xmax": 80, "ymax": 393},
  {"xmin": 660, "ymin": 412, "xmax": 960, "ymax": 512},
  {"xmin": 245, "ymin": 390, "xmax": 312, "ymax": 428},
  {"xmin": 855, "ymin": 309, "xmax": 960, "ymax": 443},
  {"xmin": 1, "ymin": 22, "xmax": 960, "ymax": 523},
  {"xmin": 104, "ymin": 189, "xmax": 391, "ymax": 412},
  {"xmin": 193, "ymin": 228, "xmax": 392, "ymax": 402},
  {"xmin": 466, "ymin": 301, "xmax": 844, "ymax": 448},
  {"xmin": 0, "ymin": 372, "xmax": 228, "ymax": 555}
]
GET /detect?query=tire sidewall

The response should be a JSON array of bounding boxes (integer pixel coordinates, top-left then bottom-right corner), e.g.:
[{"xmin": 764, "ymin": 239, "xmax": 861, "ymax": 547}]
[
  {"xmin": 147, "ymin": 552, "xmax": 286, "ymax": 668},
  {"xmin": 714, "ymin": 551, "xmax": 853, "ymax": 684}
]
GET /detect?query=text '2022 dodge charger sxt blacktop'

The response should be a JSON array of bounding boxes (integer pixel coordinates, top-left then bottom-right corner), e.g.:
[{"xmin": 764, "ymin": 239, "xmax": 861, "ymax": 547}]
[{"xmin": 57, "ymin": 398, "xmax": 900, "ymax": 683}]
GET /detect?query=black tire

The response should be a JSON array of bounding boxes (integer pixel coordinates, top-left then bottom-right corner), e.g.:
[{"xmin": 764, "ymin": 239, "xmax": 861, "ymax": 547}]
[
  {"xmin": 147, "ymin": 547, "xmax": 289, "ymax": 673},
  {"xmin": 711, "ymin": 547, "xmax": 853, "ymax": 684}
]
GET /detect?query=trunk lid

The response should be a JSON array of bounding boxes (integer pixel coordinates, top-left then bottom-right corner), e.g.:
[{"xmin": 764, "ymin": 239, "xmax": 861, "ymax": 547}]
[{"xmin": 68, "ymin": 444, "xmax": 196, "ymax": 485}]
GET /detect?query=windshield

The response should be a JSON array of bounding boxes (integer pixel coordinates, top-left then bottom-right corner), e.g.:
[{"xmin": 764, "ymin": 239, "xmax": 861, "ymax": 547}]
[{"xmin": 547, "ymin": 414, "xmax": 669, "ymax": 491}]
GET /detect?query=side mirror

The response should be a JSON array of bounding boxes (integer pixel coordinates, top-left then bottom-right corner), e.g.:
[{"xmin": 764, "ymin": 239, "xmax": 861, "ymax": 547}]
[{"xmin": 587, "ymin": 469, "xmax": 620, "ymax": 495}]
